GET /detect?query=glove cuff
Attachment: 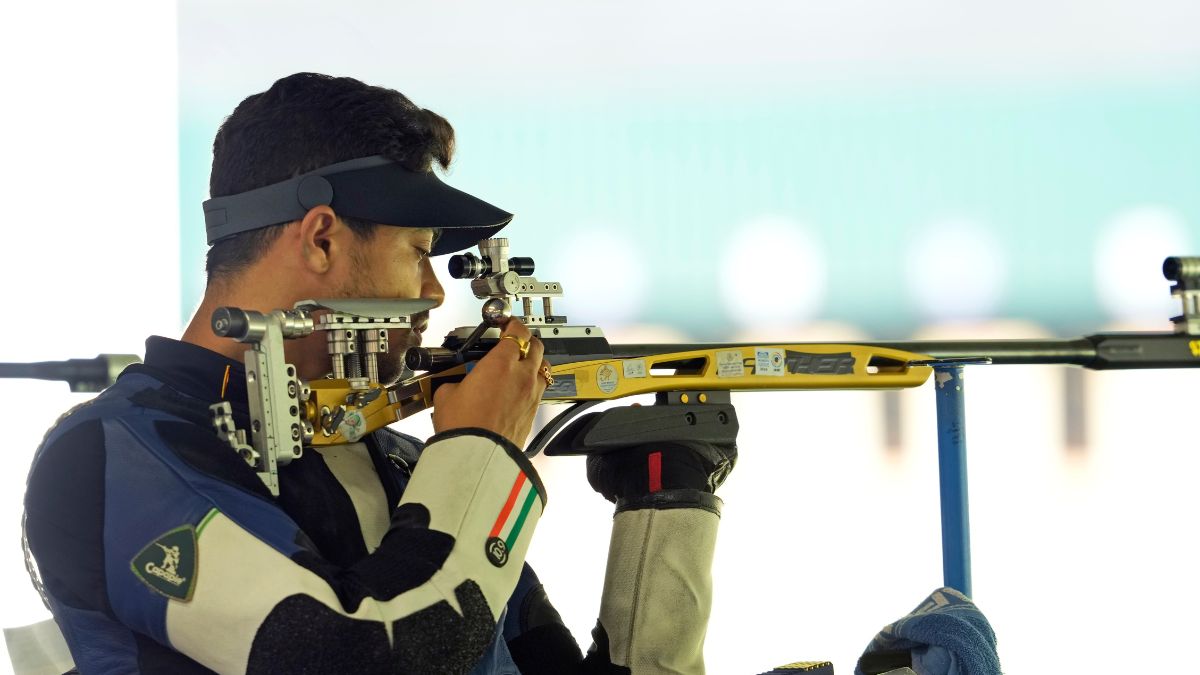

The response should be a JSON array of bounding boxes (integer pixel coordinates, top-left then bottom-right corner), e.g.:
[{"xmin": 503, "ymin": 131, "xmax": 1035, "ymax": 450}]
[{"xmin": 615, "ymin": 488, "xmax": 722, "ymax": 517}]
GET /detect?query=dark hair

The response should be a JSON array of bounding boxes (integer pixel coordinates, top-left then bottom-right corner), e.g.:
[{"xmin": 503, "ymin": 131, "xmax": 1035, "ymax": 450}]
[{"xmin": 205, "ymin": 72, "xmax": 455, "ymax": 283}]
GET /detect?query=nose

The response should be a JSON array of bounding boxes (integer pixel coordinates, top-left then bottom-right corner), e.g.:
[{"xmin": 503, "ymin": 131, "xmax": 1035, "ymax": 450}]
[{"xmin": 421, "ymin": 258, "xmax": 445, "ymax": 309}]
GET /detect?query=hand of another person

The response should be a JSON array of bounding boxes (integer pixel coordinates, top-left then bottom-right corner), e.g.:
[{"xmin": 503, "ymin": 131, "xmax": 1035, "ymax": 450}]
[{"xmin": 432, "ymin": 319, "xmax": 550, "ymax": 447}]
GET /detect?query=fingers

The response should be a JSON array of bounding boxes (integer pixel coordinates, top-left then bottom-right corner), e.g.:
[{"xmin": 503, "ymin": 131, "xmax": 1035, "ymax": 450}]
[
  {"xmin": 525, "ymin": 335, "xmax": 545, "ymax": 368},
  {"xmin": 500, "ymin": 320, "xmax": 549, "ymax": 397},
  {"xmin": 497, "ymin": 318, "xmax": 545, "ymax": 367},
  {"xmin": 429, "ymin": 318, "xmax": 551, "ymax": 445},
  {"xmin": 499, "ymin": 317, "xmax": 531, "ymax": 340}
]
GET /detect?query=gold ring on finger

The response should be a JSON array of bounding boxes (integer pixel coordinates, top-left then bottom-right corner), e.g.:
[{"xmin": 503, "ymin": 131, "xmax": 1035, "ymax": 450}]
[{"xmin": 500, "ymin": 334, "xmax": 530, "ymax": 360}]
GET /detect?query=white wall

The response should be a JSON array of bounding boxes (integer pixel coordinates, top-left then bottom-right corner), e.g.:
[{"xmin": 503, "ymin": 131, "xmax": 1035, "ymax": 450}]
[{"xmin": 0, "ymin": 2, "xmax": 178, "ymax": 670}]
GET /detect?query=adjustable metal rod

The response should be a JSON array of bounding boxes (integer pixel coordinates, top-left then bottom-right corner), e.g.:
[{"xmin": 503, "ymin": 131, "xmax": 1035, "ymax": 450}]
[
  {"xmin": 933, "ymin": 364, "xmax": 972, "ymax": 597},
  {"xmin": 0, "ymin": 356, "xmax": 140, "ymax": 392}
]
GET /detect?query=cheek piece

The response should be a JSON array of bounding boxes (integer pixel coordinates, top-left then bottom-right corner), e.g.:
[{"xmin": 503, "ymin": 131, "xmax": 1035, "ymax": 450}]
[{"xmin": 203, "ymin": 155, "xmax": 513, "ymax": 256}]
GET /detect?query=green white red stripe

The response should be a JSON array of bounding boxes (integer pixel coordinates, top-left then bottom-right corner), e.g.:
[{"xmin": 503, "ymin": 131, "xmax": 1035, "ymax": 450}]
[{"xmin": 490, "ymin": 472, "xmax": 538, "ymax": 551}]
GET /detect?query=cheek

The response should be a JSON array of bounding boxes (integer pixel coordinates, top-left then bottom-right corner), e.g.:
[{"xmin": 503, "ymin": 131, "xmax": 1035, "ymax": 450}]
[
  {"xmin": 393, "ymin": 266, "xmax": 424, "ymax": 298},
  {"xmin": 364, "ymin": 263, "xmax": 422, "ymax": 298}
]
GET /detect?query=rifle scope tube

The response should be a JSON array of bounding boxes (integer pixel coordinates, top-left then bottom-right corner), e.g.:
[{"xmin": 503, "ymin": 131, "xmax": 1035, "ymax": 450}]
[{"xmin": 1163, "ymin": 256, "xmax": 1200, "ymax": 283}]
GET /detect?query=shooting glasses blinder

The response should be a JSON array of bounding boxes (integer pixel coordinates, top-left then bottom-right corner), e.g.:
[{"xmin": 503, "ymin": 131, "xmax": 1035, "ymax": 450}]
[{"xmin": 202, "ymin": 155, "xmax": 513, "ymax": 256}]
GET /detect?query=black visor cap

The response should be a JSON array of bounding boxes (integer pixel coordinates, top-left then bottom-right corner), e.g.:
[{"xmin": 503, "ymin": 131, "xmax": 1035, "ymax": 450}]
[
  {"xmin": 203, "ymin": 156, "xmax": 512, "ymax": 256},
  {"xmin": 325, "ymin": 163, "xmax": 511, "ymax": 256}
]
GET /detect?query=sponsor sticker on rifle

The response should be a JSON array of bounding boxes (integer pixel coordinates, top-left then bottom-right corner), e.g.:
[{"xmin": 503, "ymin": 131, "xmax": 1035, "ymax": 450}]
[
  {"xmin": 784, "ymin": 350, "xmax": 856, "ymax": 375},
  {"xmin": 755, "ymin": 348, "xmax": 786, "ymax": 376},
  {"xmin": 596, "ymin": 364, "xmax": 619, "ymax": 393},
  {"xmin": 622, "ymin": 359, "xmax": 647, "ymax": 379},
  {"xmin": 716, "ymin": 349, "xmax": 746, "ymax": 378},
  {"xmin": 543, "ymin": 373, "xmax": 577, "ymax": 398},
  {"xmin": 338, "ymin": 409, "xmax": 367, "ymax": 442}
]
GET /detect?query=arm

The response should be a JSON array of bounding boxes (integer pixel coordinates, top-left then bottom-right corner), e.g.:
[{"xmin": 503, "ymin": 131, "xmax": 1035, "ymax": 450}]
[
  {"xmin": 567, "ymin": 408, "xmax": 738, "ymax": 675},
  {"xmin": 502, "ymin": 408, "xmax": 737, "ymax": 675},
  {"xmin": 178, "ymin": 428, "xmax": 545, "ymax": 674},
  {"xmin": 586, "ymin": 488, "xmax": 722, "ymax": 675},
  {"xmin": 28, "ymin": 320, "xmax": 554, "ymax": 674},
  {"xmin": 498, "ymin": 491, "xmax": 722, "ymax": 675},
  {"xmin": 177, "ymin": 318, "xmax": 553, "ymax": 673},
  {"xmin": 28, "ymin": 418, "xmax": 544, "ymax": 674}
]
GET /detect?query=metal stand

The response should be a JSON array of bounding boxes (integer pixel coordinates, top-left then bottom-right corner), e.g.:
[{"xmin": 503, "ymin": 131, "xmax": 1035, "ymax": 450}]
[{"xmin": 934, "ymin": 364, "xmax": 972, "ymax": 597}]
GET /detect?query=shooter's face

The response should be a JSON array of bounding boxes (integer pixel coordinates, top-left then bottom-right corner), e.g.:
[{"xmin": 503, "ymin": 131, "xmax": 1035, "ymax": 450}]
[{"xmin": 338, "ymin": 226, "xmax": 444, "ymax": 385}]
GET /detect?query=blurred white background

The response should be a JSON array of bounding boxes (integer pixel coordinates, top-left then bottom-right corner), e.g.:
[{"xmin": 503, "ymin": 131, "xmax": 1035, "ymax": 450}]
[{"xmin": 1, "ymin": 1, "xmax": 1199, "ymax": 673}]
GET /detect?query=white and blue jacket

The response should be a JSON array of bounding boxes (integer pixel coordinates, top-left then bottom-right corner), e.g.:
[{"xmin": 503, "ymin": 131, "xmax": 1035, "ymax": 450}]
[{"xmin": 24, "ymin": 337, "xmax": 589, "ymax": 675}]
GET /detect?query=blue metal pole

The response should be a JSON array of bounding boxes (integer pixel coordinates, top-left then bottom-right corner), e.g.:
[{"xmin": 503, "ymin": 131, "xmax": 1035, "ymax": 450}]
[{"xmin": 933, "ymin": 364, "xmax": 972, "ymax": 597}]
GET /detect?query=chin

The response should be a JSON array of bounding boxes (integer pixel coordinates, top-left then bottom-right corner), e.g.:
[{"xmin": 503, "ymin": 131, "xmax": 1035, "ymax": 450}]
[{"xmin": 378, "ymin": 342, "xmax": 415, "ymax": 386}]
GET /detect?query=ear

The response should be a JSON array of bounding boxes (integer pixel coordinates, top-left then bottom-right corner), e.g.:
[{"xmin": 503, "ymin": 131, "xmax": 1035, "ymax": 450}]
[{"xmin": 296, "ymin": 205, "xmax": 345, "ymax": 275}]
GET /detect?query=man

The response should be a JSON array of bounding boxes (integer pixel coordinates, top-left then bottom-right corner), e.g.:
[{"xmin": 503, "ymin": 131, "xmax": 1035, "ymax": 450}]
[{"xmin": 24, "ymin": 73, "xmax": 736, "ymax": 674}]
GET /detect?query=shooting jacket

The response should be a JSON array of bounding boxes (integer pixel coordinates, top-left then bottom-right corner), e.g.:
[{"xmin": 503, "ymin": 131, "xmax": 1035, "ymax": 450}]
[{"xmin": 23, "ymin": 337, "xmax": 581, "ymax": 674}]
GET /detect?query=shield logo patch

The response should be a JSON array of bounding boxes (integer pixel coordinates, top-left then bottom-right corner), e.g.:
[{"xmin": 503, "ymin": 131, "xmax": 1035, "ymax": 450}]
[{"xmin": 131, "ymin": 525, "xmax": 197, "ymax": 601}]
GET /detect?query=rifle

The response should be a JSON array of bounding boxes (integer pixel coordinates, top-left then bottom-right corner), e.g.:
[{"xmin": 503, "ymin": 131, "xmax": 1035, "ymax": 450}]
[
  {"xmin": 203, "ymin": 239, "xmax": 1200, "ymax": 499},
  {"xmin": 204, "ymin": 242, "xmax": 1200, "ymax": 597},
  {"xmin": 6, "ymin": 242, "xmax": 1197, "ymax": 595}
]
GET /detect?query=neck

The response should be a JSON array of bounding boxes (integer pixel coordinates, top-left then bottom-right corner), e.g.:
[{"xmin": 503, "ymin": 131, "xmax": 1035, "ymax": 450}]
[
  {"xmin": 180, "ymin": 283, "xmax": 272, "ymax": 363},
  {"xmin": 181, "ymin": 279, "xmax": 330, "ymax": 380}
]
